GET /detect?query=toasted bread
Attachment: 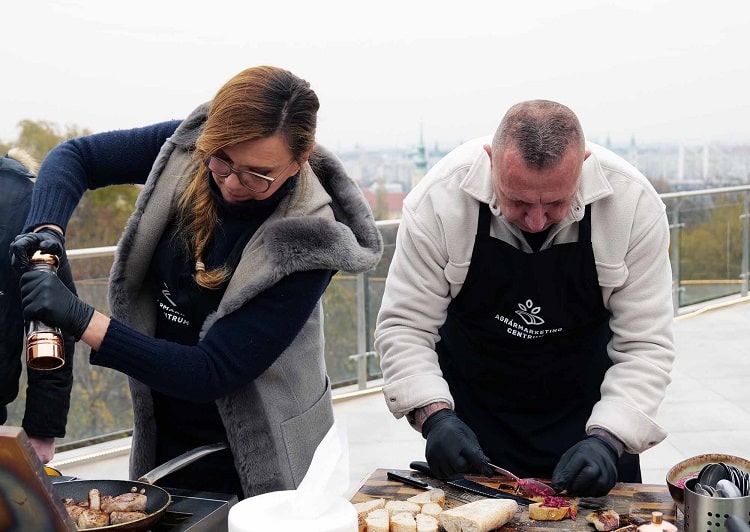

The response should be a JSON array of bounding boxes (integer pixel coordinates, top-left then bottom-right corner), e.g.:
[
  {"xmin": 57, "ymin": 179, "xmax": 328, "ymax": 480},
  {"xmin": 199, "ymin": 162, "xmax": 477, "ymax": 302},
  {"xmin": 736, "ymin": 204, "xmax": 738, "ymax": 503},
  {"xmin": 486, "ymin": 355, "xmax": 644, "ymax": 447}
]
[
  {"xmin": 364, "ymin": 508, "xmax": 390, "ymax": 532},
  {"xmin": 416, "ymin": 513, "xmax": 439, "ymax": 532},
  {"xmin": 419, "ymin": 502, "xmax": 443, "ymax": 518},
  {"xmin": 528, "ymin": 501, "xmax": 577, "ymax": 521},
  {"xmin": 406, "ymin": 488, "xmax": 445, "ymax": 508},
  {"xmin": 353, "ymin": 498, "xmax": 385, "ymax": 531},
  {"xmin": 385, "ymin": 500, "xmax": 421, "ymax": 517},
  {"xmin": 391, "ymin": 511, "xmax": 417, "ymax": 532}
]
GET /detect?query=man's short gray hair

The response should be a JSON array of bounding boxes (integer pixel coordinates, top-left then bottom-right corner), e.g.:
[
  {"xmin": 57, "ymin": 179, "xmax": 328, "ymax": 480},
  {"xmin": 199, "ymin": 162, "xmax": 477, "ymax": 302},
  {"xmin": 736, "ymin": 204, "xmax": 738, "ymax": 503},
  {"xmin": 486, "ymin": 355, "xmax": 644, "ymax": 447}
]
[{"xmin": 492, "ymin": 100, "xmax": 584, "ymax": 170}]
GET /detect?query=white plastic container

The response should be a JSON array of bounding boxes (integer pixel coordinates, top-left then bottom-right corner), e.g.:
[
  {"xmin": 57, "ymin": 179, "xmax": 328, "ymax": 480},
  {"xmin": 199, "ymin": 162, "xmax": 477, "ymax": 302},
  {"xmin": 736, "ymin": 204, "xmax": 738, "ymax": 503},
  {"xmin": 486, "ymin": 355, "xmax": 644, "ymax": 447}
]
[{"xmin": 227, "ymin": 489, "xmax": 357, "ymax": 532}]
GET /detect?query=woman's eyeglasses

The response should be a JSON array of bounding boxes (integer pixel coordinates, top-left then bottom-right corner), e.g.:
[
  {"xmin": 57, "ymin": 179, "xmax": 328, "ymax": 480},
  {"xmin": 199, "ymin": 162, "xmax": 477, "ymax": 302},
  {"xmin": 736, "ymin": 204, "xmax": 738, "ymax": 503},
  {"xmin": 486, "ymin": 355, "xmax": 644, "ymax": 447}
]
[{"xmin": 205, "ymin": 155, "xmax": 295, "ymax": 193}]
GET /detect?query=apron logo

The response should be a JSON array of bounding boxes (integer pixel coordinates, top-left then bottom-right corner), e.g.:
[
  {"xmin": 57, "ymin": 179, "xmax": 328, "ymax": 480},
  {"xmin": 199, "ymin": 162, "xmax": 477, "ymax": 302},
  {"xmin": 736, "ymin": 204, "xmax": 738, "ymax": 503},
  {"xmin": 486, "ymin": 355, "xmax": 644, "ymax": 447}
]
[
  {"xmin": 161, "ymin": 285, "xmax": 177, "ymax": 307},
  {"xmin": 158, "ymin": 283, "xmax": 190, "ymax": 326},
  {"xmin": 494, "ymin": 300, "xmax": 562, "ymax": 339},
  {"xmin": 515, "ymin": 299, "xmax": 545, "ymax": 325}
]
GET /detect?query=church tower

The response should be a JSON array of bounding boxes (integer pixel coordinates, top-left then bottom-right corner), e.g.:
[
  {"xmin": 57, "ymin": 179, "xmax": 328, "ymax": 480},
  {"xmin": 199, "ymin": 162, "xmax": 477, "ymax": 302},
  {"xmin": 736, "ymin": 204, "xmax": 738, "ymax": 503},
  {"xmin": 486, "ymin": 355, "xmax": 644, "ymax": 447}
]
[{"xmin": 412, "ymin": 123, "xmax": 428, "ymax": 188}]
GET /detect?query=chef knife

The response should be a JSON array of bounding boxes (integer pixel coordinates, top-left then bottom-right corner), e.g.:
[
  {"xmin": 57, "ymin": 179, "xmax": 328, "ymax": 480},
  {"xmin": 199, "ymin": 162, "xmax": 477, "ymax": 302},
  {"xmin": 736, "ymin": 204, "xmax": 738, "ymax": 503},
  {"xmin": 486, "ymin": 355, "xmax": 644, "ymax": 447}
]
[
  {"xmin": 409, "ymin": 461, "xmax": 534, "ymax": 506},
  {"xmin": 386, "ymin": 470, "xmax": 479, "ymax": 504}
]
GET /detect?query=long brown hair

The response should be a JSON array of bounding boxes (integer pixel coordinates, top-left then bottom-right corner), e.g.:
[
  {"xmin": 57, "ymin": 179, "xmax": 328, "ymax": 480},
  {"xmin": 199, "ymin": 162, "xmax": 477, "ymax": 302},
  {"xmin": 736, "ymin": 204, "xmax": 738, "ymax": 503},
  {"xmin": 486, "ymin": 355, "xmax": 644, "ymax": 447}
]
[{"xmin": 177, "ymin": 66, "xmax": 320, "ymax": 288}]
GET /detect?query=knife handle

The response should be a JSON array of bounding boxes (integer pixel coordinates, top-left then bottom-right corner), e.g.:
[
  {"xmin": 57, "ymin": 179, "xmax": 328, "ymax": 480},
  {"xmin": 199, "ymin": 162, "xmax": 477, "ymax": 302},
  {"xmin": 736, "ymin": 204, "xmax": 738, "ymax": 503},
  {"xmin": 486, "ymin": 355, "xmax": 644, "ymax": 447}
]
[
  {"xmin": 409, "ymin": 460, "xmax": 434, "ymax": 477},
  {"xmin": 387, "ymin": 471, "xmax": 431, "ymax": 490}
]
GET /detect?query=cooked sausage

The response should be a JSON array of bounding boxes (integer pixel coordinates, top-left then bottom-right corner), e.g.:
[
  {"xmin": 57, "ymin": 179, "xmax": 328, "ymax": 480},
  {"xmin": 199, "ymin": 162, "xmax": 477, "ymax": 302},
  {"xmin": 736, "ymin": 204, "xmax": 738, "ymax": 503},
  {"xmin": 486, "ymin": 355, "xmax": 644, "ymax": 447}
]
[
  {"xmin": 109, "ymin": 511, "xmax": 148, "ymax": 524},
  {"xmin": 77, "ymin": 509, "xmax": 109, "ymax": 529},
  {"xmin": 101, "ymin": 492, "xmax": 147, "ymax": 513}
]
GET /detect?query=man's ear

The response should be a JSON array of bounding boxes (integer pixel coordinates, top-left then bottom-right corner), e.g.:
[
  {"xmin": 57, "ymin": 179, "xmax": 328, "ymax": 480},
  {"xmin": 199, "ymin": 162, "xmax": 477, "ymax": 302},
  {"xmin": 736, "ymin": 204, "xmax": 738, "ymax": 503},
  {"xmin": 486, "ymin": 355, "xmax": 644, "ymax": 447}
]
[
  {"xmin": 483, "ymin": 144, "xmax": 493, "ymax": 167},
  {"xmin": 584, "ymin": 149, "xmax": 591, "ymax": 161}
]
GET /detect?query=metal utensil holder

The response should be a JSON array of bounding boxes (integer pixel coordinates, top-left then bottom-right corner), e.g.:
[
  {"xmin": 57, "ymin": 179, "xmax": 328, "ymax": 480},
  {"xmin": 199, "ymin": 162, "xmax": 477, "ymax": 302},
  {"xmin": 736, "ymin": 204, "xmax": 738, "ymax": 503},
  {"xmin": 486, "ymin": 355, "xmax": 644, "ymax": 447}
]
[{"xmin": 684, "ymin": 478, "xmax": 750, "ymax": 531}]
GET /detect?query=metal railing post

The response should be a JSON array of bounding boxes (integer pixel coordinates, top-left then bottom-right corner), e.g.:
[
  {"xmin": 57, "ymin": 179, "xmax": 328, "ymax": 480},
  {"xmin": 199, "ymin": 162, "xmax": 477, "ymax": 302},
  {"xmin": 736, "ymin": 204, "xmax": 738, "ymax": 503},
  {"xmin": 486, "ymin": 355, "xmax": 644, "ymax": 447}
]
[
  {"xmin": 741, "ymin": 192, "xmax": 750, "ymax": 297},
  {"xmin": 355, "ymin": 272, "xmax": 368, "ymax": 389},
  {"xmin": 669, "ymin": 203, "xmax": 684, "ymax": 316}
]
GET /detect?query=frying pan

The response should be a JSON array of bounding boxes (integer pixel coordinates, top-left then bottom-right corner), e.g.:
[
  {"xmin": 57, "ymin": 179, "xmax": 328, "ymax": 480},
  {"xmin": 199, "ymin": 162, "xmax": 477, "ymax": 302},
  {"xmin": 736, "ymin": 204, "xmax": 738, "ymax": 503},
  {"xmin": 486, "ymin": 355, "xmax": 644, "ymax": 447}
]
[{"xmin": 52, "ymin": 442, "xmax": 228, "ymax": 531}]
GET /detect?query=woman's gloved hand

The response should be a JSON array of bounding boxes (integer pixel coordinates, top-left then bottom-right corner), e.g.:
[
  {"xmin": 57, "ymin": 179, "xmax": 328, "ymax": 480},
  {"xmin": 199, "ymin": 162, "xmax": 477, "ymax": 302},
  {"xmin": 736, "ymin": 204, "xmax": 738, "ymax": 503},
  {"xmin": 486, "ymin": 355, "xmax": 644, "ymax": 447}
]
[
  {"xmin": 551, "ymin": 434, "xmax": 620, "ymax": 496},
  {"xmin": 421, "ymin": 409, "xmax": 494, "ymax": 479},
  {"xmin": 21, "ymin": 269, "xmax": 95, "ymax": 340},
  {"xmin": 9, "ymin": 227, "xmax": 66, "ymax": 275}
]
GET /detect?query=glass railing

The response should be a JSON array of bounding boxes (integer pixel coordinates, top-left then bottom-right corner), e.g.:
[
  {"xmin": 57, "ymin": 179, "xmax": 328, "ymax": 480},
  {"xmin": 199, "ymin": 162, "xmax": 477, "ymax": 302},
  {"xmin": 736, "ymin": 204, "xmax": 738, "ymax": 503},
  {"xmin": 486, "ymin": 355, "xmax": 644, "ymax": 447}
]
[
  {"xmin": 662, "ymin": 185, "xmax": 750, "ymax": 309},
  {"xmin": 6, "ymin": 186, "xmax": 750, "ymax": 449}
]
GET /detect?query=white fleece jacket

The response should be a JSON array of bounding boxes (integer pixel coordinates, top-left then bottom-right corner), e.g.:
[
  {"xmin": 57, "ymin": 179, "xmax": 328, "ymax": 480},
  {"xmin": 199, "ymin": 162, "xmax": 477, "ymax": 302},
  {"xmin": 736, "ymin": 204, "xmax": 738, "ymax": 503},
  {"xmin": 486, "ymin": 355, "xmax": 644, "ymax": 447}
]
[{"xmin": 375, "ymin": 137, "xmax": 675, "ymax": 454}]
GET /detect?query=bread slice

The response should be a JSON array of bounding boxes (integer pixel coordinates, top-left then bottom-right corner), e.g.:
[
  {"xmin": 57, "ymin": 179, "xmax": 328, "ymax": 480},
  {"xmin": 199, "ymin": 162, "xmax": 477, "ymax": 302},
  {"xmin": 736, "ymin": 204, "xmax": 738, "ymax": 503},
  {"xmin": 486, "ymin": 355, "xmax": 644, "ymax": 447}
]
[
  {"xmin": 528, "ymin": 501, "xmax": 577, "ymax": 521},
  {"xmin": 416, "ymin": 513, "xmax": 439, "ymax": 532},
  {"xmin": 353, "ymin": 498, "xmax": 385, "ymax": 532},
  {"xmin": 438, "ymin": 499, "xmax": 519, "ymax": 532},
  {"xmin": 406, "ymin": 488, "xmax": 445, "ymax": 508},
  {"xmin": 364, "ymin": 508, "xmax": 390, "ymax": 532},
  {"xmin": 391, "ymin": 511, "xmax": 417, "ymax": 532},
  {"xmin": 419, "ymin": 502, "xmax": 443, "ymax": 518},
  {"xmin": 385, "ymin": 500, "xmax": 421, "ymax": 517}
]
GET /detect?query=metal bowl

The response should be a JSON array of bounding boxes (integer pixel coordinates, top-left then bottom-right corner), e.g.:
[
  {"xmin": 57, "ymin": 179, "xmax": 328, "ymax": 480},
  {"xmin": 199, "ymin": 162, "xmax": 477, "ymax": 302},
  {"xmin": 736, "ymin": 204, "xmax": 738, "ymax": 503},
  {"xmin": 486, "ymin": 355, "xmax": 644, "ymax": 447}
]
[{"xmin": 666, "ymin": 453, "xmax": 750, "ymax": 511}]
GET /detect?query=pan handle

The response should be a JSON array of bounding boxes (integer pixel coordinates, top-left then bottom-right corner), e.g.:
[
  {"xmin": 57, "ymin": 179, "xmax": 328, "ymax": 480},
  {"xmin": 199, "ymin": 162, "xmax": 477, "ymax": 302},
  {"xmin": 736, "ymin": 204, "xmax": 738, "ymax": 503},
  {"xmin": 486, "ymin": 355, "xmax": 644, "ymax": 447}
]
[{"xmin": 137, "ymin": 442, "xmax": 229, "ymax": 485}]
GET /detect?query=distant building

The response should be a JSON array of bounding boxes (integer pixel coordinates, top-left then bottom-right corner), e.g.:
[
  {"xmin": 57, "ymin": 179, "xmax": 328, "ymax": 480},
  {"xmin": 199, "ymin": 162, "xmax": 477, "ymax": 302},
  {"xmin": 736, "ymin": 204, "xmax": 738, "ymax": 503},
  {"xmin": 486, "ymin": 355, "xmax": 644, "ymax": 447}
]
[
  {"xmin": 412, "ymin": 123, "xmax": 428, "ymax": 188},
  {"xmin": 361, "ymin": 186, "xmax": 407, "ymax": 220}
]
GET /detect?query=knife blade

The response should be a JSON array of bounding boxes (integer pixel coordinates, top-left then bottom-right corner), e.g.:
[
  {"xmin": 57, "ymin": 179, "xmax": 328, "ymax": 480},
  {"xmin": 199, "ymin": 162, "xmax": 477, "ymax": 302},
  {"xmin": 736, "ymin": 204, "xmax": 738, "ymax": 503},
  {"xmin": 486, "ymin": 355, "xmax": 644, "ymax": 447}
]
[
  {"xmin": 409, "ymin": 461, "xmax": 534, "ymax": 506},
  {"xmin": 386, "ymin": 470, "xmax": 482, "ymax": 504},
  {"xmin": 447, "ymin": 477, "xmax": 534, "ymax": 505}
]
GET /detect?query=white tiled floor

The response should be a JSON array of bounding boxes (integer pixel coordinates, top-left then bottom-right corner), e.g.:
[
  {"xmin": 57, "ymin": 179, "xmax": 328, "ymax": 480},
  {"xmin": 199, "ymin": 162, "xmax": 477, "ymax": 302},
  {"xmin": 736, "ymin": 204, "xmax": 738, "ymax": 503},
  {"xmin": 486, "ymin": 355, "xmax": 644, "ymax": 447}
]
[
  {"xmin": 638, "ymin": 297, "xmax": 750, "ymax": 485},
  {"xmin": 52, "ymin": 297, "xmax": 750, "ymax": 499}
]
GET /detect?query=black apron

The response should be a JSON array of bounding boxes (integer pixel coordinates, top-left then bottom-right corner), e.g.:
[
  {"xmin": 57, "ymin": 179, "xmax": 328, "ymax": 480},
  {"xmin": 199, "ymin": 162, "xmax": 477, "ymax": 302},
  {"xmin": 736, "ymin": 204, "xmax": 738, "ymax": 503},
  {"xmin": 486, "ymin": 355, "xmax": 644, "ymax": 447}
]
[{"xmin": 435, "ymin": 203, "xmax": 640, "ymax": 481}]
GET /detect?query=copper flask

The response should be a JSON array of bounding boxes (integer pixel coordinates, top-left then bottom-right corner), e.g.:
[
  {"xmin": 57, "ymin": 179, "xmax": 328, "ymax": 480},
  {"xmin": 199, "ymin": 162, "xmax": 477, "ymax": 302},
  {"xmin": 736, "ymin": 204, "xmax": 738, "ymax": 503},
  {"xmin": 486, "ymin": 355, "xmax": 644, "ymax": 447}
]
[{"xmin": 25, "ymin": 251, "xmax": 65, "ymax": 370}]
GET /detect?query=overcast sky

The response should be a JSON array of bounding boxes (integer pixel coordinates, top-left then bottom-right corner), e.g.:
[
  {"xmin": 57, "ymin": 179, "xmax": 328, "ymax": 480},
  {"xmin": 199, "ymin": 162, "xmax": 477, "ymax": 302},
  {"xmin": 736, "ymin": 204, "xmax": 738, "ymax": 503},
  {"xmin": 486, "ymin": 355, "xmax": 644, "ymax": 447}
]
[{"xmin": 2, "ymin": 0, "xmax": 749, "ymax": 151}]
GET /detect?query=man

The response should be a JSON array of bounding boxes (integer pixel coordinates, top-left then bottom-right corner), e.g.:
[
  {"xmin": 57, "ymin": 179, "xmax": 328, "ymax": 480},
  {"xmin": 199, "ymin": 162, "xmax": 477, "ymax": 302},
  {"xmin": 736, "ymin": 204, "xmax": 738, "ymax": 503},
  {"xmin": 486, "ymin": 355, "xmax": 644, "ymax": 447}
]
[
  {"xmin": 1, "ymin": 148, "xmax": 76, "ymax": 463},
  {"xmin": 375, "ymin": 100, "xmax": 675, "ymax": 497}
]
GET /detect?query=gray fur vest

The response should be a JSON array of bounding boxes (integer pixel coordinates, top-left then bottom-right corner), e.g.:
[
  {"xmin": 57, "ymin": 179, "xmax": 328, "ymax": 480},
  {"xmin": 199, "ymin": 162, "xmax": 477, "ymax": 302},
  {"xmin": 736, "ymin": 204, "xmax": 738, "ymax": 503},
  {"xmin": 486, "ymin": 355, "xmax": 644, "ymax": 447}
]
[{"xmin": 108, "ymin": 103, "xmax": 382, "ymax": 497}]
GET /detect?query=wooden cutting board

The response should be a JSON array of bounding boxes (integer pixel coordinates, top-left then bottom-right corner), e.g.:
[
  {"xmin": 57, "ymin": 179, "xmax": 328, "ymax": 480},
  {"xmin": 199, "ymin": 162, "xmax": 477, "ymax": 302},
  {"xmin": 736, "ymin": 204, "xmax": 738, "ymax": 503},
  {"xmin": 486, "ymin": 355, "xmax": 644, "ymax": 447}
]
[{"xmin": 350, "ymin": 468, "xmax": 682, "ymax": 530}]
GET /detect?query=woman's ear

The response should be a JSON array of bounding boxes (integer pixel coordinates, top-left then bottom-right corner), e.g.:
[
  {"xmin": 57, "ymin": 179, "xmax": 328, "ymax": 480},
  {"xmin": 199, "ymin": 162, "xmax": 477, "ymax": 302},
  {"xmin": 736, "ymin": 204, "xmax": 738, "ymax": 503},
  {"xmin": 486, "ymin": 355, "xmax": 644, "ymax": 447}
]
[{"xmin": 300, "ymin": 146, "xmax": 315, "ymax": 165}]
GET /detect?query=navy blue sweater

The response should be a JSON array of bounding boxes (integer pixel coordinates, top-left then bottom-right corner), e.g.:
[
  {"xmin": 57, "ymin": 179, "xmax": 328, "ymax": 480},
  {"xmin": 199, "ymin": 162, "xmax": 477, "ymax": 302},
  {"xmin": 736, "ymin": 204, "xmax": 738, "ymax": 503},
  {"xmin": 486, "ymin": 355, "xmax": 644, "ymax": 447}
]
[{"xmin": 27, "ymin": 123, "xmax": 333, "ymax": 402}]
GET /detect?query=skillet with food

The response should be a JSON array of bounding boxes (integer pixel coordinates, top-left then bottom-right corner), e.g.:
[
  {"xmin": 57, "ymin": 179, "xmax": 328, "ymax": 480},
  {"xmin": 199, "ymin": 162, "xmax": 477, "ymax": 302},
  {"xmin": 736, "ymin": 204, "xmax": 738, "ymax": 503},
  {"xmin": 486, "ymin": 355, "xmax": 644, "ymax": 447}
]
[
  {"xmin": 54, "ymin": 479, "xmax": 169, "ymax": 530},
  {"xmin": 52, "ymin": 442, "xmax": 228, "ymax": 531}
]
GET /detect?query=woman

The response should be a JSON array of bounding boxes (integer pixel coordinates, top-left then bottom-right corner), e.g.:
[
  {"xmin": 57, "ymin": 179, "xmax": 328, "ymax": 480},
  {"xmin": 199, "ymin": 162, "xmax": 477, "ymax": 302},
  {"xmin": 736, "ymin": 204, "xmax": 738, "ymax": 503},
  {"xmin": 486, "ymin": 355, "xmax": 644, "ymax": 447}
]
[{"xmin": 12, "ymin": 65, "xmax": 383, "ymax": 499}]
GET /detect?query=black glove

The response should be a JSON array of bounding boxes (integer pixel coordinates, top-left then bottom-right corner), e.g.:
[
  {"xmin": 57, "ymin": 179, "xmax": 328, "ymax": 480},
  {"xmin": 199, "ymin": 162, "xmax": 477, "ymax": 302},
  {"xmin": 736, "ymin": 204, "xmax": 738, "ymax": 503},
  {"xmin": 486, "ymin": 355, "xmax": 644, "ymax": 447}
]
[
  {"xmin": 20, "ymin": 269, "xmax": 95, "ymax": 340},
  {"xmin": 551, "ymin": 434, "xmax": 619, "ymax": 496},
  {"xmin": 10, "ymin": 227, "xmax": 66, "ymax": 276},
  {"xmin": 421, "ymin": 409, "xmax": 493, "ymax": 479}
]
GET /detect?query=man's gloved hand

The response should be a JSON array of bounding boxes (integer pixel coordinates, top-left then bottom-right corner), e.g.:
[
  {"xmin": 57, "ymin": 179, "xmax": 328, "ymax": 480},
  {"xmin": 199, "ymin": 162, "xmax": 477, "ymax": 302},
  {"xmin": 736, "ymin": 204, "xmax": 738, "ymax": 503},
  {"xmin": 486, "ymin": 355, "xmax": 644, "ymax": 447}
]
[
  {"xmin": 551, "ymin": 434, "xmax": 620, "ymax": 496},
  {"xmin": 421, "ymin": 409, "xmax": 494, "ymax": 479},
  {"xmin": 10, "ymin": 227, "xmax": 66, "ymax": 276},
  {"xmin": 21, "ymin": 269, "xmax": 95, "ymax": 340}
]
